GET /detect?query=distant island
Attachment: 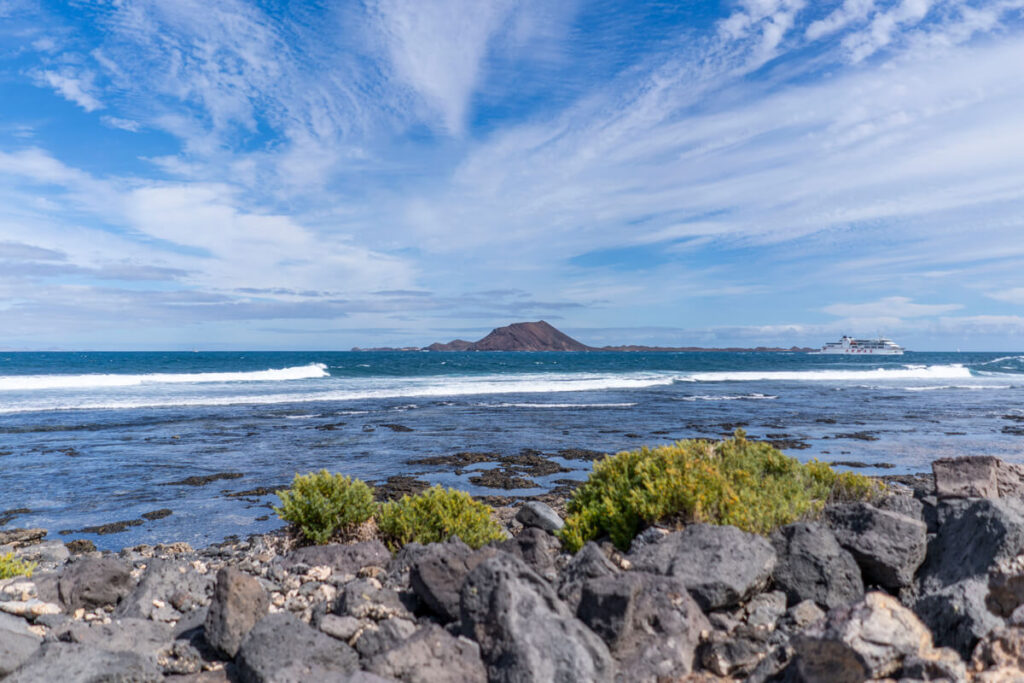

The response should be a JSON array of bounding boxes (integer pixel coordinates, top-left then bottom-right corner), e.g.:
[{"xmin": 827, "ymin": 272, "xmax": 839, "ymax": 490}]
[{"xmin": 353, "ymin": 321, "xmax": 813, "ymax": 352}]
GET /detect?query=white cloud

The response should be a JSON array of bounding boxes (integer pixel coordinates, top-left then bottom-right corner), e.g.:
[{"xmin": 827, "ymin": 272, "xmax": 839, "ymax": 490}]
[
  {"xmin": 368, "ymin": 0, "xmax": 518, "ymax": 134},
  {"xmin": 33, "ymin": 68, "xmax": 102, "ymax": 112},
  {"xmin": 841, "ymin": 0, "xmax": 933, "ymax": 63},
  {"xmin": 823, "ymin": 296, "xmax": 962, "ymax": 318},
  {"xmin": 806, "ymin": 0, "xmax": 875, "ymax": 40},
  {"xmin": 987, "ymin": 288, "xmax": 1024, "ymax": 305},
  {"xmin": 101, "ymin": 116, "xmax": 141, "ymax": 132}
]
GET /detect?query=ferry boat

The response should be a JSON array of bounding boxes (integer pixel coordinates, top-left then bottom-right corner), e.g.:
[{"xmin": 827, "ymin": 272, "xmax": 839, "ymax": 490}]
[{"xmin": 813, "ymin": 336, "xmax": 904, "ymax": 355}]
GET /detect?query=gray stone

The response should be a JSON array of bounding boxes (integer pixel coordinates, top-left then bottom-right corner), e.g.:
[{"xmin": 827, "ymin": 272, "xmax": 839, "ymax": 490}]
[
  {"xmin": 15, "ymin": 540, "xmax": 69, "ymax": 566},
  {"xmin": 279, "ymin": 540, "xmax": 391, "ymax": 576},
  {"xmin": 58, "ymin": 556, "xmax": 133, "ymax": 610},
  {"xmin": 236, "ymin": 612, "xmax": 360, "ymax": 683},
  {"xmin": 557, "ymin": 542, "xmax": 619, "ymax": 611},
  {"xmin": 515, "ymin": 501, "xmax": 564, "ymax": 532},
  {"xmin": 461, "ymin": 552, "xmax": 615, "ymax": 683},
  {"xmin": 5, "ymin": 642, "xmax": 162, "ymax": 683},
  {"xmin": 744, "ymin": 590, "xmax": 787, "ymax": 630},
  {"xmin": 320, "ymin": 614, "xmax": 364, "ymax": 642},
  {"xmin": 496, "ymin": 527, "xmax": 560, "ymax": 580},
  {"xmin": 770, "ymin": 522, "xmax": 864, "ymax": 610},
  {"xmin": 409, "ymin": 538, "xmax": 490, "ymax": 623},
  {"xmin": 51, "ymin": 617, "xmax": 173, "ymax": 663},
  {"xmin": 780, "ymin": 600, "xmax": 826, "ymax": 633},
  {"xmin": 793, "ymin": 592, "xmax": 938, "ymax": 683},
  {"xmin": 826, "ymin": 502, "xmax": 927, "ymax": 590},
  {"xmin": 876, "ymin": 492, "xmax": 925, "ymax": 522},
  {"xmin": 205, "ymin": 566, "xmax": 269, "ymax": 658},
  {"xmin": 577, "ymin": 571, "xmax": 709, "ymax": 681},
  {"xmin": 629, "ymin": 523, "xmax": 776, "ymax": 610},
  {"xmin": 915, "ymin": 497, "xmax": 1024, "ymax": 655},
  {"xmin": 337, "ymin": 578, "xmax": 411, "ymax": 621},
  {"xmin": 354, "ymin": 617, "xmax": 418, "ymax": 661},
  {"xmin": 367, "ymin": 623, "xmax": 486, "ymax": 683},
  {"xmin": 700, "ymin": 629, "xmax": 772, "ymax": 678},
  {"xmin": 114, "ymin": 558, "xmax": 212, "ymax": 620},
  {"xmin": 0, "ymin": 611, "xmax": 41, "ymax": 676}
]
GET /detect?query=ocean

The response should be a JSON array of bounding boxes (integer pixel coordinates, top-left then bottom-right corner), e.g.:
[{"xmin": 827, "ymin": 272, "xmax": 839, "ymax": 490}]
[{"xmin": 2, "ymin": 350, "xmax": 1023, "ymax": 550}]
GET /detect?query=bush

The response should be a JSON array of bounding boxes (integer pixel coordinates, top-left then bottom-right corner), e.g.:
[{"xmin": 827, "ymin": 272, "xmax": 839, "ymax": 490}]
[
  {"xmin": 274, "ymin": 470, "xmax": 376, "ymax": 545},
  {"xmin": 558, "ymin": 430, "xmax": 882, "ymax": 552},
  {"xmin": 377, "ymin": 485, "xmax": 505, "ymax": 550},
  {"xmin": 0, "ymin": 552, "xmax": 35, "ymax": 579}
]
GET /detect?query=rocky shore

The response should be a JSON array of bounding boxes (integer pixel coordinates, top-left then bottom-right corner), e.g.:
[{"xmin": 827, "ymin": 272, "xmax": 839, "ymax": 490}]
[{"xmin": 6, "ymin": 455, "xmax": 1024, "ymax": 681}]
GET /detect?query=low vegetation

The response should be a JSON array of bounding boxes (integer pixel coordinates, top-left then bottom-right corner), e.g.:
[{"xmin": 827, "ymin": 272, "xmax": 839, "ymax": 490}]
[
  {"xmin": 376, "ymin": 485, "xmax": 505, "ymax": 550},
  {"xmin": 558, "ymin": 430, "xmax": 882, "ymax": 552},
  {"xmin": 274, "ymin": 470, "xmax": 376, "ymax": 545},
  {"xmin": 0, "ymin": 551, "xmax": 36, "ymax": 579}
]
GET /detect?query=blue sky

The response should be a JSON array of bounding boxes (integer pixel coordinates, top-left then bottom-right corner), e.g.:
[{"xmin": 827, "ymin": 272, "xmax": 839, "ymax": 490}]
[{"xmin": 1, "ymin": 0, "xmax": 1024, "ymax": 350}]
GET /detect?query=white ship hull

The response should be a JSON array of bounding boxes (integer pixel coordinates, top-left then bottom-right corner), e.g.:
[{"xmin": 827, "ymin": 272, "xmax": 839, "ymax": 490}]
[{"xmin": 812, "ymin": 336, "xmax": 905, "ymax": 355}]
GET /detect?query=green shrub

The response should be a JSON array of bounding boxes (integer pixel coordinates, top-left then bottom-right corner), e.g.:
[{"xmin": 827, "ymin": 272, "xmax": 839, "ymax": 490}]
[
  {"xmin": 377, "ymin": 485, "xmax": 505, "ymax": 550},
  {"xmin": 558, "ymin": 431, "xmax": 882, "ymax": 552},
  {"xmin": 274, "ymin": 470, "xmax": 376, "ymax": 545},
  {"xmin": 0, "ymin": 552, "xmax": 35, "ymax": 579}
]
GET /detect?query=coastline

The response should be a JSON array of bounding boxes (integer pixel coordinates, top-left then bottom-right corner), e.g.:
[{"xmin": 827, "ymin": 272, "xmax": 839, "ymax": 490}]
[{"xmin": 6, "ymin": 458, "xmax": 1024, "ymax": 680}]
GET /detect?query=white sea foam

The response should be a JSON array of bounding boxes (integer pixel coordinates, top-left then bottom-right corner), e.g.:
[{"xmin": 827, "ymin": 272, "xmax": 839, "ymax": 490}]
[
  {"xmin": 904, "ymin": 385, "xmax": 1013, "ymax": 392},
  {"xmin": 0, "ymin": 363, "xmax": 329, "ymax": 391},
  {"xmin": 680, "ymin": 365, "xmax": 973, "ymax": 382},
  {"xmin": 484, "ymin": 402, "xmax": 638, "ymax": 409},
  {"xmin": 674, "ymin": 393, "xmax": 778, "ymax": 401}
]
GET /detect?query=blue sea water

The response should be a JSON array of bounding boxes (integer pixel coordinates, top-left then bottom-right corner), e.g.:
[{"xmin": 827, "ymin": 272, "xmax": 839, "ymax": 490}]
[{"xmin": 3, "ymin": 350, "xmax": 1024, "ymax": 550}]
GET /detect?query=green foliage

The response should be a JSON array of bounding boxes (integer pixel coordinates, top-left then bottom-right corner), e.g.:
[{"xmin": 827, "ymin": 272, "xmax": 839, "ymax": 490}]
[
  {"xmin": 377, "ymin": 485, "xmax": 505, "ymax": 550},
  {"xmin": 274, "ymin": 470, "xmax": 376, "ymax": 545},
  {"xmin": 0, "ymin": 552, "xmax": 35, "ymax": 579},
  {"xmin": 558, "ymin": 430, "xmax": 882, "ymax": 552}
]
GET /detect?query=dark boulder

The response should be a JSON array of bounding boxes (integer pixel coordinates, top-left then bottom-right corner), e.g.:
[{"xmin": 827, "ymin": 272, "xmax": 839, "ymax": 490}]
[
  {"xmin": 204, "ymin": 567, "xmax": 269, "ymax": 658},
  {"xmin": 114, "ymin": 558, "xmax": 212, "ymax": 620},
  {"xmin": 4, "ymin": 642, "xmax": 162, "ymax": 683},
  {"xmin": 771, "ymin": 522, "xmax": 863, "ymax": 610},
  {"xmin": 629, "ymin": 523, "xmax": 776, "ymax": 610},
  {"xmin": 279, "ymin": 540, "xmax": 391, "ymax": 576},
  {"xmin": 235, "ymin": 612, "xmax": 360, "ymax": 683},
  {"xmin": 353, "ymin": 617, "xmax": 418, "ymax": 661},
  {"xmin": 557, "ymin": 542, "xmax": 619, "ymax": 611},
  {"xmin": 366, "ymin": 623, "xmax": 487, "ymax": 682},
  {"xmin": 58, "ymin": 556, "xmax": 133, "ymax": 610},
  {"xmin": 461, "ymin": 552, "xmax": 615, "ymax": 682},
  {"xmin": 0, "ymin": 612, "xmax": 41, "ymax": 676},
  {"xmin": 337, "ymin": 579, "xmax": 412, "ymax": 622},
  {"xmin": 577, "ymin": 572, "xmax": 709, "ymax": 681},
  {"xmin": 408, "ymin": 538, "xmax": 492, "ymax": 623},
  {"xmin": 915, "ymin": 497, "xmax": 1024, "ymax": 655},
  {"xmin": 496, "ymin": 526, "xmax": 560, "ymax": 580},
  {"xmin": 825, "ymin": 502, "xmax": 927, "ymax": 590}
]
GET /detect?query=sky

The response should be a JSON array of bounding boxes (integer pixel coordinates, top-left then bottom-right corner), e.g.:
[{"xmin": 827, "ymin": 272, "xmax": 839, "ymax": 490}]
[{"xmin": 1, "ymin": 0, "xmax": 1024, "ymax": 351}]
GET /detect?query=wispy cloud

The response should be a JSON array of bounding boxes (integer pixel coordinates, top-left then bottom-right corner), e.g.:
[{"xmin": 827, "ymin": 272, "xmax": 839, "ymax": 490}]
[{"xmin": 32, "ymin": 68, "xmax": 103, "ymax": 111}]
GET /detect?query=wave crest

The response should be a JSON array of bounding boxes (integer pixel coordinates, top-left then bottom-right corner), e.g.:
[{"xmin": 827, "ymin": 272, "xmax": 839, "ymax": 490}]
[{"xmin": 0, "ymin": 363, "xmax": 329, "ymax": 391}]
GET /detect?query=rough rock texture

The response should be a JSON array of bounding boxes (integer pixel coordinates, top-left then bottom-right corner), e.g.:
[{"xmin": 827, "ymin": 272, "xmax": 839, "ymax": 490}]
[
  {"xmin": 496, "ymin": 527, "xmax": 560, "ymax": 580},
  {"xmin": 5, "ymin": 642, "xmax": 163, "ymax": 683},
  {"xmin": 461, "ymin": 552, "xmax": 615, "ymax": 683},
  {"xmin": 408, "ymin": 538, "xmax": 489, "ymax": 623},
  {"xmin": 770, "ymin": 522, "xmax": 864, "ymax": 610},
  {"xmin": 515, "ymin": 501, "xmax": 564, "ymax": 532},
  {"xmin": 826, "ymin": 502, "xmax": 927, "ymax": 590},
  {"xmin": 57, "ymin": 556, "xmax": 133, "ymax": 610},
  {"xmin": 205, "ymin": 566, "xmax": 269, "ymax": 658},
  {"xmin": 114, "ymin": 558, "xmax": 212, "ymax": 620},
  {"xmin": 279, "ymin": 540, "xmax": 391, "ymax": 576},
  {"xmin": 629, "ymin": 523, "xmax": 777, "ymax": 610},
  {"xmin": 577, "ymin": 571, "xmax": 710, "ymax": 681},
  {"xmin": 337, "ymin": 578, "xmax": 411, "ymax": 622},
  {"xmin": 969, "ymin": 625, "xmax": 1024, "ymax": 680},
  {"xmin": 354, "ymin": 617, "xmax": 418, "ymax": 661},
  {"xmin": 915, "ymin": 497, "xmax": 1024, "ymax": 655},
  {"xmin": 932, "ymin": 455, "xmax": 1024, "ymax": 500},
  {"xmin": 0, "ymin": 611, "xmax": 41, "ymax": 676},
  {"xmin": 557, "ymin": 541, "xmax": 619, "ymax": 611},
  {"xmin": 235, "ymin": 612, "xmax": 360, "ymax": 683},
  {"xmin": 793, "ymin": 592, "xmax": 946, "ymax": 683},
  {"xmin": 51, "ymin": 617, "xmax": 172, "ymax": 662},
  {"xmin": 366, "ymin": 624, "xmax": 487, "ymax": 683}
]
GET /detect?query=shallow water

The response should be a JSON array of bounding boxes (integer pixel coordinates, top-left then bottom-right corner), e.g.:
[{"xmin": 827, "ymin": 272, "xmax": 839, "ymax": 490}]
[{"xmin": 2, "ymin": 350, "xmax": 1022, "ymax": 550}]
